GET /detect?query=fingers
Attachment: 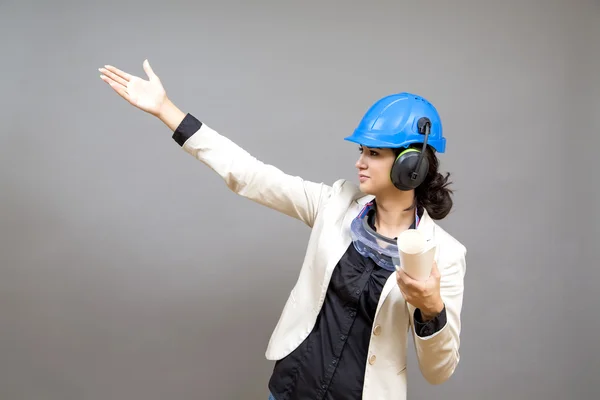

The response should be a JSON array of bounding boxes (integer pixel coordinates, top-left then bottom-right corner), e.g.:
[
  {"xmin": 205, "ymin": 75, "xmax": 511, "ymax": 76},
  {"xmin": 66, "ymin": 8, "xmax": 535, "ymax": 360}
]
[
  {"xmin": 396, "ymin": 270, "xmax": 415, "ymax": 294},
  {"xmin": 99, "ymin": 67, "xmax": 128, "ymax": 87},
  {"xmin": 103, "ymin": 64, "xmax": 132, "ymax": 82},
  {"xmin": 397, "ymin": 270, "xmax": 421, "ymax": 307},
  {"xmin": 397, "ymin": 268, "xmax": 417, "ymax": 287},
  {"xmin": 99, "ymin": 74, "xmax": 132, "ymax": 103},
  {"xmin": 397, "ymin": 268, "xmax": 431, "ymax": 294},
  {"xmin": 398, "ymin": 284, "xmax": 417, "ymax": 308},
  {"xmin": 99, "ymin": 72, "xmax": 125, "ymax": 92}
]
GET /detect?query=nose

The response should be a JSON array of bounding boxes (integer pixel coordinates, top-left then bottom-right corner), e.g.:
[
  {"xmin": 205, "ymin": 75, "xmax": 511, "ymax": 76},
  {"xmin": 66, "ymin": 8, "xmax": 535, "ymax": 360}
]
[{"xmin": 355, "ymin": 153, "xmax": 367, "ymax": 170}]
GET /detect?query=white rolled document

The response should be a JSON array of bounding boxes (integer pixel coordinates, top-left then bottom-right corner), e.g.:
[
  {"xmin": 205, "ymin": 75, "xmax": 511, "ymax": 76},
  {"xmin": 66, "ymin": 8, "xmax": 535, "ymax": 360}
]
[{"xmin": 396, "ymin": 229, "xmax": 436, "ymax": 281}]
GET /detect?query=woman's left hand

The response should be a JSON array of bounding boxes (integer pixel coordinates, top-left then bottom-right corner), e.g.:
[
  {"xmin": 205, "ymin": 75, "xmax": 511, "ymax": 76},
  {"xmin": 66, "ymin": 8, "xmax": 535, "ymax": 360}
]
[{"xmin": 397, "ymin": 260, "xmax": 444, "ymax": 320}]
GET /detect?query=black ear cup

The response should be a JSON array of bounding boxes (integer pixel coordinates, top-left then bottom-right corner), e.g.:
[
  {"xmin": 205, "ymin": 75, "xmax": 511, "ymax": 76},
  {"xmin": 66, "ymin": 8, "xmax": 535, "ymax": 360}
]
[
  {"xmin": 390, "ymin": 116, "xmax": 431, "ymax": 191},
  {"xmin": 390, "ymin": 148, "xmax": 429, "ymax": 191}
]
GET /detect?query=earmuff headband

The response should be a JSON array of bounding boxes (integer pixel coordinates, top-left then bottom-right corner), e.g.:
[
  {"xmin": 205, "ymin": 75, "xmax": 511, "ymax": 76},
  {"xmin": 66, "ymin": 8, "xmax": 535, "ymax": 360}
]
[{"xmin": 412, "ymin": 117, "xmax": 431, "ymax": 182}]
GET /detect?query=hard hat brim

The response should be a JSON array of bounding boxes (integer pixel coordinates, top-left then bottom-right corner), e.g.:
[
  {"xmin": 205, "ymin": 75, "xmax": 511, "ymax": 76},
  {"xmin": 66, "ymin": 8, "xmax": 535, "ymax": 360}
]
[
  {"xmin": 343, "ymin": 133, "xmax": 406, "ymax": 149},
  {"xmin": 344, "ymin": 132, "xmax": 446, "ymax": 153}
]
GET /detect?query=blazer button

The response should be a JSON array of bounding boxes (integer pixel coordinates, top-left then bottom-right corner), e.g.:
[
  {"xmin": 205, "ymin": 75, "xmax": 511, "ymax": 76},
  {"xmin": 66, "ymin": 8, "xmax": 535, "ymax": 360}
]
[
  {"xmin": 373, "ymin": 325, "xmax": 382, "ymax": 336},
  {"xmin": 369, "ymin": 355, "xmax": 377, "ymax": 365}
]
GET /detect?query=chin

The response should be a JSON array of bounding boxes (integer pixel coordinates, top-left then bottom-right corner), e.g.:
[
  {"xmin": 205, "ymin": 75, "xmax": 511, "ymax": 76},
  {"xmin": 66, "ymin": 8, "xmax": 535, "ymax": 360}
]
[
  {"xmin": 358, "ymin": 181, "xmax": 377, "ymax": 195},
  {"xmin": 359, "ymin": 180, "xmax": 398, "ymax": 197}
]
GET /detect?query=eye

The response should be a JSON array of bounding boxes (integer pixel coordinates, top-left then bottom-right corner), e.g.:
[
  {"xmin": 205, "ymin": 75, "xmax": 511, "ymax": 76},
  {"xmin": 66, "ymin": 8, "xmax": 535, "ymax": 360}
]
[{"xmin": 358, "ymin": 146, "xmax": 378, "ymax": 156}]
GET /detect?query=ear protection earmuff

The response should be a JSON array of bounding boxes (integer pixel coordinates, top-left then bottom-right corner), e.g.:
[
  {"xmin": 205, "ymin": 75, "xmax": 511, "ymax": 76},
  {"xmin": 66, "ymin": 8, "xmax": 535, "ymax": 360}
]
[{"xmin": 390, "ymin": 117, "xmax": 431, "ymax": 191}]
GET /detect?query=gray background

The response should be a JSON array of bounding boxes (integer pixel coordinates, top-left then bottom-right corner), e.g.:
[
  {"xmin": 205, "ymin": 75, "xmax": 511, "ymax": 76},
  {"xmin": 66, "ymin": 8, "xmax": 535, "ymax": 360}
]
[{"xmin": 1, "ymin": 0, "xmax": 598, "ymax": 399}]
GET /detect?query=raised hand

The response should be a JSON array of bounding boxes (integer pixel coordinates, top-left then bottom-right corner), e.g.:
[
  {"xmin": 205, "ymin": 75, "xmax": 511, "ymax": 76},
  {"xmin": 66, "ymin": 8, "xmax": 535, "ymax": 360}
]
[{"xmin": 99, "ymin": 59, "xmax": 167, "ymax": 117}]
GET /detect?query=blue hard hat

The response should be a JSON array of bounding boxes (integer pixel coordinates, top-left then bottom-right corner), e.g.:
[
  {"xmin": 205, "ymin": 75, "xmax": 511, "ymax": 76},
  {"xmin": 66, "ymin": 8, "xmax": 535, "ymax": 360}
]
[{"xmin": 344, "ymin": 92, "xmax": 446, "ymax": 153}]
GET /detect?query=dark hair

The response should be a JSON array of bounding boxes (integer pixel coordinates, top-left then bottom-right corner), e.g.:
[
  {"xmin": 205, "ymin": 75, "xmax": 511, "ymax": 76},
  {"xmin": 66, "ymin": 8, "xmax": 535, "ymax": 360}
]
[{"xmin": 393, "ymin": 145, "xmax": 454, "ymax": 220}]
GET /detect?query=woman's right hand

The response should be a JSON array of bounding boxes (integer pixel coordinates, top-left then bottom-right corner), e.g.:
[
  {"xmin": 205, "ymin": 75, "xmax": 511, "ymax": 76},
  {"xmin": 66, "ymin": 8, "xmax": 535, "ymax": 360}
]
[{"xmin": 99, "ymin": 59, "xmax": 167, "ymax": 117}]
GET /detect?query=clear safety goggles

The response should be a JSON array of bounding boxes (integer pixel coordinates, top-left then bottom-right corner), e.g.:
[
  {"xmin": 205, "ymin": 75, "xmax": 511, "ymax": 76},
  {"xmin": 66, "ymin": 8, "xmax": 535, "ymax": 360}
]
[{"xmin": 349, "ymin": 202, "xmax": 419, "ymax": 272}]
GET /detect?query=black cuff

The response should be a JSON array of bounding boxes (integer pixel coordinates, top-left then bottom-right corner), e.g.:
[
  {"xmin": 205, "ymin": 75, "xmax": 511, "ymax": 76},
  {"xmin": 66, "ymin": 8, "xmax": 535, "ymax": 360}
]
[
  {"xmin": 414, "ymin": 305, "xmax": 447, "ymax": 337},
  {"xmin": 172, "ymin": 113, "xmax": 203, "ymax": 147}
]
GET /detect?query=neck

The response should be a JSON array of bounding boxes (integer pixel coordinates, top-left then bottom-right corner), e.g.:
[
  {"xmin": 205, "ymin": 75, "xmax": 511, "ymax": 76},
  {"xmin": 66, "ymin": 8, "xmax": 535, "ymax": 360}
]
[{"xmin": 373, "ymin": 190, "xmax": 416, "ymax": 238}]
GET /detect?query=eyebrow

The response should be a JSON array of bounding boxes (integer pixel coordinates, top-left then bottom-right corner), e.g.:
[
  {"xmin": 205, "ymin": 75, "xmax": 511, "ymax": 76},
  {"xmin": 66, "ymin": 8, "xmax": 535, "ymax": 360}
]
[{"xmin": 361, "ymin": 147, "xmax": 382, "ymax": 151}]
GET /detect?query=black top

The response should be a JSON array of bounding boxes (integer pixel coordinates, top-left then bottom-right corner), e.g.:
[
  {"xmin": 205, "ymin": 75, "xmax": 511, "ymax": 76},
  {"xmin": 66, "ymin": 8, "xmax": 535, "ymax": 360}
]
[
  {"xmin": 171, "ymin": 114, "xmax": 446, "ymax": 400},
  {"xmin": 267, "ymin": 208, "xmax": 446, "ymax": 400}
]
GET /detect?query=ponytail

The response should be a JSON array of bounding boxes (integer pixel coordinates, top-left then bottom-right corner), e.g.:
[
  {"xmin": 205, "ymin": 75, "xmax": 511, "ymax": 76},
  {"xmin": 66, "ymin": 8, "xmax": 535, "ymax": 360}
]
[{"xmin": 415, "ymin": 146, "xmax": 453, "ymax": 219}]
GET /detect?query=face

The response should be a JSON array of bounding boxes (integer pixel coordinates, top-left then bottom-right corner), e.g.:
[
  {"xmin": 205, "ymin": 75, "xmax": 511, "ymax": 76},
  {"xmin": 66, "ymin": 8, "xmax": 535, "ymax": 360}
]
[{"xmin": 355, "ymin": 145, "xmax": 397, "ymax": 195}]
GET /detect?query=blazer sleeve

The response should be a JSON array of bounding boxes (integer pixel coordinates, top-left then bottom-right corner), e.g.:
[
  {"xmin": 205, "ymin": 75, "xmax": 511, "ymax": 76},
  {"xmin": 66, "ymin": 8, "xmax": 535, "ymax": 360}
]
[
  {"xmin": 406, "ymin": 243, "xmax": 467, "ymax": 385},
  {"xmin": 172, "ymin": 113, "xmax": 332, "ymax": 228}
]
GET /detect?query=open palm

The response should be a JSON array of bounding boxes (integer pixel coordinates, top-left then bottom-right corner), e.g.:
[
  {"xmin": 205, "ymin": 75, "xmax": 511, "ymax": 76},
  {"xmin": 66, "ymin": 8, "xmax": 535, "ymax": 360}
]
[{"xmin": 99, "ymin": 60, "xmax": 167, "ymax": 116}]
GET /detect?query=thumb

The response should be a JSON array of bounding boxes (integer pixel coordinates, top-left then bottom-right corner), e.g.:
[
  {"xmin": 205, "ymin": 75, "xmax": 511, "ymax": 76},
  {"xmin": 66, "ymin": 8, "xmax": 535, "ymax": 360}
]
[{"xmin": 143, "ymin": 59, "xmax": 158, "ymax": 80}]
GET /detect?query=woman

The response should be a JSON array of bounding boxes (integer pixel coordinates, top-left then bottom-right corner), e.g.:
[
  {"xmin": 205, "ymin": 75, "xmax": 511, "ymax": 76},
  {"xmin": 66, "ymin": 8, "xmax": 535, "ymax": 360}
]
[{"xmin": 99, "ymin": 60, "xmax": 467, "ymax": 400}]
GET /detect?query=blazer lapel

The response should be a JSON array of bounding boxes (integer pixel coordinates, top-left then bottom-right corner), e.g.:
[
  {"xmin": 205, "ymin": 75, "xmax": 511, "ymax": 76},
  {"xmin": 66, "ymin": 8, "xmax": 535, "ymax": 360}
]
[
  {"xmin": 325, "ymin": 199, "xmax": 363, "ymax": 276},
  {"xmin": 329, "ymin": 193, "xmax": 374, "ymax": 273},
  {"xmin": 327, "ymin": 193, "xmax": 375, "ymax": 273},
  {"xmin": 320, "ymin": 194, "xmax": 372, "ymax": 299}
]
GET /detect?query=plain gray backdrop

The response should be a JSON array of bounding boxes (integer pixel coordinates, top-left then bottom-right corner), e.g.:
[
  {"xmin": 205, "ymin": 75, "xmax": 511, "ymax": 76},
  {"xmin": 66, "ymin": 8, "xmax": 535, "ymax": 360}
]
[{"xmin": 1, "ymin": 0, "xmax": 598, "ymax": 399}]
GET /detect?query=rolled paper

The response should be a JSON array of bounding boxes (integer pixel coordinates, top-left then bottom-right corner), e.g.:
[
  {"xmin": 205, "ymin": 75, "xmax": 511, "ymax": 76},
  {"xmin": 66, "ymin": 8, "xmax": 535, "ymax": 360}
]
[{"xmin": 396, "ymin": 229, "xmax": 436, "ymax": 281}]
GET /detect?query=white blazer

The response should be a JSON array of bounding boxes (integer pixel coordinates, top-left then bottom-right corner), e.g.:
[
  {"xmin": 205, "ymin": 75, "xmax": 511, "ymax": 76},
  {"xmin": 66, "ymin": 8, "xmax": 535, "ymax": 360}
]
[{"xmin": 180, "ymin": 122, "xmax": 467, "ymax": 399}]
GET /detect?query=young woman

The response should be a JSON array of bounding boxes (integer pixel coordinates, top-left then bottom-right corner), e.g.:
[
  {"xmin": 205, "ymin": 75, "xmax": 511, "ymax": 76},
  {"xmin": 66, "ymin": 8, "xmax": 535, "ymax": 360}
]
[{"xmin": 99, "ymin": 60, "xmax": 467, "ymax": 400}]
